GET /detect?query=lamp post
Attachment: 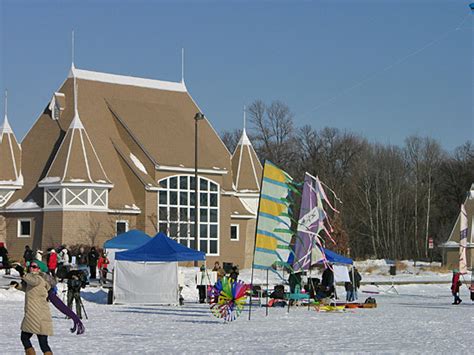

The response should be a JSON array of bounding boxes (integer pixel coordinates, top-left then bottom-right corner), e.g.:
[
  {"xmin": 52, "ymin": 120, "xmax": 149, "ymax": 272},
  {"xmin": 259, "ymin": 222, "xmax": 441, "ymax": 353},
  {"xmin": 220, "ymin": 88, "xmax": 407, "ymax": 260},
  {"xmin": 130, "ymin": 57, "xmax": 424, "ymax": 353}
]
[{"xmin": 194, "ymin": 112, "xmax": 205, "ymax": 264}]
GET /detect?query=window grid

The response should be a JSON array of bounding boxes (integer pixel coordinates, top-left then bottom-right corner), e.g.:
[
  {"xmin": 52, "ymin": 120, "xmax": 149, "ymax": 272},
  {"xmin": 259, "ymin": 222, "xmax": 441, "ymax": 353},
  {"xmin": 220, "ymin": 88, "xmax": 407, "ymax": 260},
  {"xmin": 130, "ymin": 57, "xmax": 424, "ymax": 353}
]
[
  {"xmin": 44, "ymin": 188, "xmax": 108, "ymax": 210},
  {"xmin": 158, "ymin": 175, "xmax": 219, "ymax": 255}
]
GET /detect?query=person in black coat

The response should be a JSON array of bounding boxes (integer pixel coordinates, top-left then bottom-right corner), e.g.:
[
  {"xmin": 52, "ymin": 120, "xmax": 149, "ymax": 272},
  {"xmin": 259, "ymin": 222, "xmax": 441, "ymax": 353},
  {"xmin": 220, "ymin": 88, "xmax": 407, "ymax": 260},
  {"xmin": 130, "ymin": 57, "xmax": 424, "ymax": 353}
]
[
  {"xmin": 350, "ymin": 267, "xmax": 362, "ymax": 300},
  {"xmin": 321, "ymin": 267, "xmax": 335, "ymax": 298},
  {"xmin": 87, "ymin": 247, "xmax": 99, "ymax": 279},
  {"xmin": 229, "ymin": 265, "xmax": 239, "ymax": 281},
  {"xmin": 0, "ymin": 242, "xmax": 10, "ymax": 275},
  {"xmin": 23, "ymin": 245, "xmax": 34, "ymax": 264}
]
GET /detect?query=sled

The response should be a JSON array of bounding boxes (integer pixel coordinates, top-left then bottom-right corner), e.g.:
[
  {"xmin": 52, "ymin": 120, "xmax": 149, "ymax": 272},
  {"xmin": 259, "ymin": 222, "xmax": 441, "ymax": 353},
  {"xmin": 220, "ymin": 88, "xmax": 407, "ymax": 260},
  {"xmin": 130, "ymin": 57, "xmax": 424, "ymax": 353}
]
[{"xmin": 315, "ymin": 304, "xmax": 345, "ymax": 312}]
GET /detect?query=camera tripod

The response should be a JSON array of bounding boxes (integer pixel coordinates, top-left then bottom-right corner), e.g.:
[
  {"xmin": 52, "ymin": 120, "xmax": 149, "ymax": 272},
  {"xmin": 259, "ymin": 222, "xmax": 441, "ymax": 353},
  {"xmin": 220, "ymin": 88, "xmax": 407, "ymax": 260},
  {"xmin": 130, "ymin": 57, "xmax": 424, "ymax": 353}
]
[{"xmin": 61, "ymin": 288, "xmax": 88, "ymax": 320}]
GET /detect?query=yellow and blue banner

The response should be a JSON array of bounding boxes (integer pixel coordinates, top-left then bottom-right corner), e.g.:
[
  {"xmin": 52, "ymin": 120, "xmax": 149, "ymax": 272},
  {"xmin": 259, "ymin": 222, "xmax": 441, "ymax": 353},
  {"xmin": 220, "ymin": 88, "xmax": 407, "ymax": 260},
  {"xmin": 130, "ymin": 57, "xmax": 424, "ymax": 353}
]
[{"xmin": 252, "ymin": 161, "xmax": 295, "ymax": 271}]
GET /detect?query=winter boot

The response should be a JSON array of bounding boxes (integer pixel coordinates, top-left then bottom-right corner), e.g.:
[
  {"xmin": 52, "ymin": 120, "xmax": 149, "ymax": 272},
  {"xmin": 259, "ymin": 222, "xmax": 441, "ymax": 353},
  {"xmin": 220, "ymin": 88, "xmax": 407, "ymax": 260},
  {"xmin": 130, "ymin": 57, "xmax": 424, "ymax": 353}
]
[
  {"xmin": 44, "ymin": 352, "xmax": 53, "ymax": 355},
  {"xmin": 25, "ymin": 347, "xmax": 36, "ymax": 355}
]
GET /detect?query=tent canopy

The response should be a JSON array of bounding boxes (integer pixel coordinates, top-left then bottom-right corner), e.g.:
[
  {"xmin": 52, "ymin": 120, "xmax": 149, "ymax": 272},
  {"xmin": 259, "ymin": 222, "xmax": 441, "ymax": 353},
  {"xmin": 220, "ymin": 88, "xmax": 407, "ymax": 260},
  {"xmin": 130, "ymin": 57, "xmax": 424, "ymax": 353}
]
[
  {"xmin": 320, "ymin": 248, "xmax": 353, "ymax": 265},
  {"xmin": 104, "ymin": 230, "xmax": 152, "ymax": 250},
  {"xmin": 116, "ymin": 232, "xmax": 206, "ymax": 262}
]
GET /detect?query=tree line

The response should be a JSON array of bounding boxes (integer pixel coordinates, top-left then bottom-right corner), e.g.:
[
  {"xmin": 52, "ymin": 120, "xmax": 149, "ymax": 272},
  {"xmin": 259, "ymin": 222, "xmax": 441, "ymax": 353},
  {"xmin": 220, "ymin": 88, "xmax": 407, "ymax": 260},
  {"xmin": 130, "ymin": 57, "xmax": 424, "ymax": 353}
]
[{"xmin": 222, "ymin": 100, "xmax": 474, "ymax": 261}]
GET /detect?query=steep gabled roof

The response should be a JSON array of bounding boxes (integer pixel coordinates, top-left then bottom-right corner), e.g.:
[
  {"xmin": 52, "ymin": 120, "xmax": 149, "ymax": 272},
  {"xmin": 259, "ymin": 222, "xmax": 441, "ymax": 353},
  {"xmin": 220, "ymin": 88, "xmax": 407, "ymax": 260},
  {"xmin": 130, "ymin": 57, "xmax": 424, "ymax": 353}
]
[
  {"xmin": 231, "ymin": 128, "xmax": 262, "ymax": 191},
  {"xmin": 0, "ymin": 93, "xmax": 23, "ymax": 187},
  {"xmin": 42, "ymin": 71, "xmax": 110, "ymax": 185},
  {"xmin": 14, "ymin": 66, "xmax": 234, "ymax": 209}
]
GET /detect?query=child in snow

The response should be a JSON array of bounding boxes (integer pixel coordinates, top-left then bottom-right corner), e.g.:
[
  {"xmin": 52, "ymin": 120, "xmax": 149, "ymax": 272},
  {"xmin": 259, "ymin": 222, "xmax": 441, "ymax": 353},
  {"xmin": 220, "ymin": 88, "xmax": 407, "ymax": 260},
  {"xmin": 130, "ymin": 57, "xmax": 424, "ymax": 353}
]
[
  {"xmin": 98, "ymin": 253, "xmax": 110, "ymax": 284},
  {"xmin": 451, "ymin": 269, "xmax": 462, "ymax": 305}
]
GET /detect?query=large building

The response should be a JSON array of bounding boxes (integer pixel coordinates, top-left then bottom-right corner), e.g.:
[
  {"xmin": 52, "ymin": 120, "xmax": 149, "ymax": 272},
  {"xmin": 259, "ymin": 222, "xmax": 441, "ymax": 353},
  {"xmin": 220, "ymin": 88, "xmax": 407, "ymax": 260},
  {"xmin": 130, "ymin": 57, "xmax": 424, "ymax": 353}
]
[{"xmin": 0, "ymin": 65, "xmax": 262, "ymax": 268}]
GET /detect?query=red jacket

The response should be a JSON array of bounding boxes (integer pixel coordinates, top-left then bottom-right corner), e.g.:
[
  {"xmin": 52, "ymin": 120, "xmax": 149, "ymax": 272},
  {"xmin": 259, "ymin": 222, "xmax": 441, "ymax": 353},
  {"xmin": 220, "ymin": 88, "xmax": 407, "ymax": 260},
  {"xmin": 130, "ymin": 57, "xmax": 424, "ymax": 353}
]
[
  {"xmin": 98, "ymin": 256, "xmax": 109, "ymax": 270},
  {"xmin": 451, "ymin": 273, "xmax": 461, "ymax": 294},
  {"xmin": 48, "ymin": 252, "xmax": 57, "ymax": 270}
]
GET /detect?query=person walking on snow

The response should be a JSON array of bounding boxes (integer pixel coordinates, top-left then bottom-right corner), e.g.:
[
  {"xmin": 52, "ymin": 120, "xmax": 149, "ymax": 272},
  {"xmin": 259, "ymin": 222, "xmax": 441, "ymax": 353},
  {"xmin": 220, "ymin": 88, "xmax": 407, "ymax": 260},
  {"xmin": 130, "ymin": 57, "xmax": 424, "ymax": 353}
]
[
  {"xmin": 451, "ymin": 269, "xmax": 462, "ymax": 305},
  {"xmin": 14, "ymin": 261, "xmax": 54, "ymax": 355}
]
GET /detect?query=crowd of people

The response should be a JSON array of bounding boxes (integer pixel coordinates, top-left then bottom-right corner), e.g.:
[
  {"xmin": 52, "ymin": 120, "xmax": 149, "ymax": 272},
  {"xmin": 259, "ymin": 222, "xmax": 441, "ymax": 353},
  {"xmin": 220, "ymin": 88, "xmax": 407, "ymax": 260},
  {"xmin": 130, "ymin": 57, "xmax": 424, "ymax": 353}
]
[
  {"xmin": 195, "ymin": 261, "xmax": 240, "ymax": 303},
  {"xmin": 20, "ymin": 245, "xmax": 109, "ymax": 285}
]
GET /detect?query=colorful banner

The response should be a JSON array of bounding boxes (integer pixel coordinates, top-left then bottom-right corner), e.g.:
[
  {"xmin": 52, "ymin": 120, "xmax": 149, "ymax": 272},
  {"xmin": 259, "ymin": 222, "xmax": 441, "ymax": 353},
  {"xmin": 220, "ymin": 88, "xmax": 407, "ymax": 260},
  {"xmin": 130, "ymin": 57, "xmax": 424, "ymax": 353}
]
[
  {"xmin": 293, "ymin": 173, "xmax": 339, "ymax": 271},
  {"xmin": 459, "ymin": 204, "xmax": 468, "ymax": 274},
  {"xmin": 252, "ymin": 161, "xmax": 294, "ymax": 271}
]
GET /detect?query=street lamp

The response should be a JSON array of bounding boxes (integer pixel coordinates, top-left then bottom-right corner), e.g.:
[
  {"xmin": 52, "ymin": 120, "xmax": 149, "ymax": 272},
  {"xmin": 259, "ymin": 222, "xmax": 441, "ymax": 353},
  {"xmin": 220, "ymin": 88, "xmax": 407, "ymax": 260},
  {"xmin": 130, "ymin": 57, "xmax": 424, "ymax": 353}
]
[{"xmin": 194, "ymin": 112, "xmax": 205, "ymax": 260}]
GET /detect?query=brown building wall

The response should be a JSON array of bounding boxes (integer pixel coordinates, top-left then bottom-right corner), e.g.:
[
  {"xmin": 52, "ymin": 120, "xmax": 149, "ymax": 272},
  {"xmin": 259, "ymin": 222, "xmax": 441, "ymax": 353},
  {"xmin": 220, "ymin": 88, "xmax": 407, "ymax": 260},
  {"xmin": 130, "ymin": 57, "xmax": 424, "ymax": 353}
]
[
  {"xmin": 5, "ymin": 212, "xmax": 43, "ymax": 261},
  {"xmin": 42, "ymin": 210, "xmax": 138, "ymax": 252},
  {"xmin": 0, "ymin": 215, "xmax": 6, "ymax": 244},
  {"xmin": 142, "ymin": 191, "xmax": 158, "ymax": 236}
]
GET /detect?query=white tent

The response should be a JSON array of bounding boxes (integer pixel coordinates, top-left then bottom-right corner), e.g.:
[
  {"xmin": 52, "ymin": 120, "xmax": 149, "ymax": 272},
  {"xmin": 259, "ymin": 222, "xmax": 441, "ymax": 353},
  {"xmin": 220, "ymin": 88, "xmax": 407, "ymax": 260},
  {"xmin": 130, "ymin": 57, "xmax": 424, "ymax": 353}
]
[
  {"xmin": 114, "ymin": 261, "xmax": 179, "ymax": 304},
  {"xmin": 113, "ymin": 232, "xmax": 205, "ymax": 305}
]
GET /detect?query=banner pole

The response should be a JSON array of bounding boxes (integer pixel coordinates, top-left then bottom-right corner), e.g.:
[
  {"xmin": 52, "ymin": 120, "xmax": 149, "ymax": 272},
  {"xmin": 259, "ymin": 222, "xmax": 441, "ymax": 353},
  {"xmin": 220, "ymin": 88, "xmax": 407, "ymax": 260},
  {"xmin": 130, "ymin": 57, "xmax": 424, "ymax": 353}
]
[
  {"xmin": 248, "ymin": 161, "xmax": 266, "ymax": 321},
  {"xmin": 266, "ymin": 269, "xmax": 269, "ymax": 316}
]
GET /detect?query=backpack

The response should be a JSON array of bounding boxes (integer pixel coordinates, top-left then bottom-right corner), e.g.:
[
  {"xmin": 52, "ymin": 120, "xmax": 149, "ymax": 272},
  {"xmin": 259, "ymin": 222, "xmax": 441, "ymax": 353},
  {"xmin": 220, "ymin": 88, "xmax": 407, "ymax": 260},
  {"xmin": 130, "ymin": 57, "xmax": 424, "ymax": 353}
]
[{"xmin": 365, "ymin": 297, "xmax": 376, "ymax": 304}]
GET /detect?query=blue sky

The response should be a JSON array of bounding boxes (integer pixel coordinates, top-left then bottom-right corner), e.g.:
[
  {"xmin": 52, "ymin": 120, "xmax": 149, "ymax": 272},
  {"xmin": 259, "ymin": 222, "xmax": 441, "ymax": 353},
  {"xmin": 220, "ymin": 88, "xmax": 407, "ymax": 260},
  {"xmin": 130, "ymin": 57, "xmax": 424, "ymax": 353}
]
[{"xmin": 1, "ymin": 0, "xmax": 472, "ymax": 151}]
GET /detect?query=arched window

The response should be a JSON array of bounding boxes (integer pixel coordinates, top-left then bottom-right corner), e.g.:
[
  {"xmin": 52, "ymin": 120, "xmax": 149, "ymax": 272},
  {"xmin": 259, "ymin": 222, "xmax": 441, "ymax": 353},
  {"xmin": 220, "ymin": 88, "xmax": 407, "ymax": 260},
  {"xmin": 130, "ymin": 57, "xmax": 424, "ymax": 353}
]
[{"xmin": 158, "ymin": 175, "xmax": 219, "ymax": 255}]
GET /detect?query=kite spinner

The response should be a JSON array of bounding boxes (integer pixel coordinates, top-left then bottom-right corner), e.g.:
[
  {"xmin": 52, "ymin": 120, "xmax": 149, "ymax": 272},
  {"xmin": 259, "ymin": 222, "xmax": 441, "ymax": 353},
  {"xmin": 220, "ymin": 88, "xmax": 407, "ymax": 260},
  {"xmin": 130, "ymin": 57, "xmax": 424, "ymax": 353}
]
[{"xmin": 209, "ymin": 277, "xmax": 250, "ymax": 322}]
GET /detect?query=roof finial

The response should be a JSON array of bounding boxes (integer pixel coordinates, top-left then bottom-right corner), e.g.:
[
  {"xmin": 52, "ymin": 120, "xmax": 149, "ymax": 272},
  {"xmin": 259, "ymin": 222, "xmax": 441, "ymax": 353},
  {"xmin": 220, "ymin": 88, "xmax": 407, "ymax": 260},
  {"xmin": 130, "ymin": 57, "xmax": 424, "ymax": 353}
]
[
  {"xmin": 181, "ymin": 47, "xmax": 185, "ymax": 83},
  {"xmin": 73, "ymin": 70, "xmax": 78, "ymax": 116},
  {"xmin": 1, "ymin": 89, "xmax": 13, "ymax": 135},
  {"xmin": 71, "ymin": 29, "xmax": 75, "ymax": 69},
  {"xmin": 243, "ymin": 105, "xmax": 246, "ymax": 132},
  {"xmin": 4, "ymin": 89, "xmax": 7, "ymax": 120}
]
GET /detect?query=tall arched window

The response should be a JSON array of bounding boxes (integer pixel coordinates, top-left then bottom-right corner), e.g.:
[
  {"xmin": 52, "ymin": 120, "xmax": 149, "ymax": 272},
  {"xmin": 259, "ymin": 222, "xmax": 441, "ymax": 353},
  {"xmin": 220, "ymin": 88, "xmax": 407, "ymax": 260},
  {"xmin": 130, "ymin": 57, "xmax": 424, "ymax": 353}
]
[{"xmin": 158, "ymin": 175, "xmax": 219, "ymax": 255}]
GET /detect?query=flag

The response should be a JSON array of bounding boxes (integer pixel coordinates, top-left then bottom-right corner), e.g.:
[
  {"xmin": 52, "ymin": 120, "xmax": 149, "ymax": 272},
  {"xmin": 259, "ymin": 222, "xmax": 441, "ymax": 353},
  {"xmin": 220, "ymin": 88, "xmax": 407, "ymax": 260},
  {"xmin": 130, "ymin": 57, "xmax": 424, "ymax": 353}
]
[
  {"xmin": 459, "ymin": 204, "xmax": 468, "ymax": 274},
  {"xmin": 252, "ymin": 161, "xmax": 294, "ymax": 272},
  {"xmin": 293, "ymin": 173, "xmax": 339, "ymax": 271}
]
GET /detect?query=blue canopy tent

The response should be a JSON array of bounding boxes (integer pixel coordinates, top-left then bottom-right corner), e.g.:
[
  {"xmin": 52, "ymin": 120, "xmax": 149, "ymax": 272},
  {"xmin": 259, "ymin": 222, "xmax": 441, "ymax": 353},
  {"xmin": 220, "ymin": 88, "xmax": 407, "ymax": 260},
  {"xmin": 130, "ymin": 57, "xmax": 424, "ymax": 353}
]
[
  {"xmin": 116, "ymin": 232, "xmax": 205, "ymax": 262},
  {"xmin": 113, "ymin": 232, "xmax": 205, "ymax": 305},
  {"xmin": 103, "ymin": 230, "xmax": 152, "ymax": 275},
  {"xmin": 104, "ymin": 229, "xmax": 152, "ymax": 250},
  {"xmin": 321, "ymin": 248, "xmax": 353, "ymax": 265}
]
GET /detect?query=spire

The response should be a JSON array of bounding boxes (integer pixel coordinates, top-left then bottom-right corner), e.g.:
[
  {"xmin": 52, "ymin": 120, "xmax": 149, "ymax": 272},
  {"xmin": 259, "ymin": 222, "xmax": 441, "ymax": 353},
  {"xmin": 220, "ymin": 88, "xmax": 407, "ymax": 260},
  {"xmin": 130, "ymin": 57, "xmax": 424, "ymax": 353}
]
[
  {"xmin": 181, "ymin": 47, "xmax": 185, "ymax": 83},
  {"xmin": 0, "ymin": 89, "xmax": 22, "ymax": 188},
  {"xmin": 231, "ymin": 105, "xmax": 262, "ymax": 191},
  {"xmin": 71, "ymin": 29, "xmax": 75, "ymax": 69},
  {"xmin": 69, "ymin": 66, "xmax": 84, "ymax": 130},
  {"xmin": 1, "ymin": 90, "xmax": 13, "ymax": 135}
]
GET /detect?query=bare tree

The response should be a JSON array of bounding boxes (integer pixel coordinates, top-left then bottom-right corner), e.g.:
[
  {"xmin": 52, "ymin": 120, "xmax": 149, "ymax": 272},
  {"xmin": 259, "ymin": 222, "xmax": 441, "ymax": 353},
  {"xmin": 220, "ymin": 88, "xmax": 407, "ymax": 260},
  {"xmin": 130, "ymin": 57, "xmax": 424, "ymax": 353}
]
[{"xmin": 221, "ymin": 129, "xmax": 242, "ymax": 154}]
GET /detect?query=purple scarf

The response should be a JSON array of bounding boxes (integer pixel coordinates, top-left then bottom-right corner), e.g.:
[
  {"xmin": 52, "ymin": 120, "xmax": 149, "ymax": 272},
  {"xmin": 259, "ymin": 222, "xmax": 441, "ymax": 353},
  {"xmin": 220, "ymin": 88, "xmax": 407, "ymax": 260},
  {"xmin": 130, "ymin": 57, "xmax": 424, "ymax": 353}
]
[{"xmin": 48, "ymin": 289, "xmax": 85, "ymax": 335}]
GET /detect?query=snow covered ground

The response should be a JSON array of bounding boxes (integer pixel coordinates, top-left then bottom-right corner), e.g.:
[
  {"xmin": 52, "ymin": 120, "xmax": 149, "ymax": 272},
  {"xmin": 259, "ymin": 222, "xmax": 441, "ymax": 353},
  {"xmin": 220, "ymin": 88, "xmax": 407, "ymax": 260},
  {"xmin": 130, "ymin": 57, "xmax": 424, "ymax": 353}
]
[{"xmin": 0, "ymin": 264, "xmax": 472, "ymax": 354}]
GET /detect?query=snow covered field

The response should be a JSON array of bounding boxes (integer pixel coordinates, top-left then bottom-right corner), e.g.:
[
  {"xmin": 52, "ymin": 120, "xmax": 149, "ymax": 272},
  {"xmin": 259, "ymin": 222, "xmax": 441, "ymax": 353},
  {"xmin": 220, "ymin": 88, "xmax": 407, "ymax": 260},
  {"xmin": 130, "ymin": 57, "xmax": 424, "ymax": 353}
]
[{"xmin": 1, "ymin": 264, "xmax": 472, "ymax": 354}]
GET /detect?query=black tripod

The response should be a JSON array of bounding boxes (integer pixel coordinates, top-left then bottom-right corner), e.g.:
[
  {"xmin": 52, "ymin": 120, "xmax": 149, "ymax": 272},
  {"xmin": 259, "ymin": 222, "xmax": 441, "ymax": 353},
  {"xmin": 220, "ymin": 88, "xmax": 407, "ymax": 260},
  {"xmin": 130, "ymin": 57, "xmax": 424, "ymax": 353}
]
[{"xmin": 62, "ymin": 288, "xmax": 88, "ymax": 320}]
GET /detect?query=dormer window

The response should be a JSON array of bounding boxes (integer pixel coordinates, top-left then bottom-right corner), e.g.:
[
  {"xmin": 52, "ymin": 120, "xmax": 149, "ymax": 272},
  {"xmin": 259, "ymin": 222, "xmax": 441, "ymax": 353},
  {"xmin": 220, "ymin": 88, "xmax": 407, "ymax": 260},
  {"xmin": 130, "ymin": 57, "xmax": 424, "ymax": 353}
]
[{"xmin": 49, "ymin": 92, "xmax": 65, "ymax": 120}]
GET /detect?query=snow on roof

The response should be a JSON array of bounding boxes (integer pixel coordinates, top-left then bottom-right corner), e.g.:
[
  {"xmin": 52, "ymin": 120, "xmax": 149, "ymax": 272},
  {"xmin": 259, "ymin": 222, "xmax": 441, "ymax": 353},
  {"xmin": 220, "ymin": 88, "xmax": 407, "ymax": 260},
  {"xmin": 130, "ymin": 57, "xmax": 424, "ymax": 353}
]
[
  {"xmin": 69, "ymin": 67, "xmax": 187, "ymax": 92},
  {"xmin": 129, "ymin": 153, "xmax": 148, "ymax": 175},
  {"xmin": 0, "ymin": 174, "xmax": 23, "ymax": 187},
  {"xmin": 69, "ymin": 115, "xmax": 84, "ymax": 130},
  {"xmin": 238, "ymin": 128, "xmax": 252, "ymax": 146},
  {"xmin": 239, "ymin": 197, "xmax": 257, "ymax": 215},
  {"xmin": 39, "ymin": 177, "xmax": 61, "ymax": 184},
  {"xmin": 0, "ymin": 114, "xmax": 13, "ymax": 136},
  {"xmin": 7, "ymin": 199, "xmax": 40, "ymax": 209},
  {"xmin": 124, "ymin": 204, "xmax": 141, "ymax": 211}
]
